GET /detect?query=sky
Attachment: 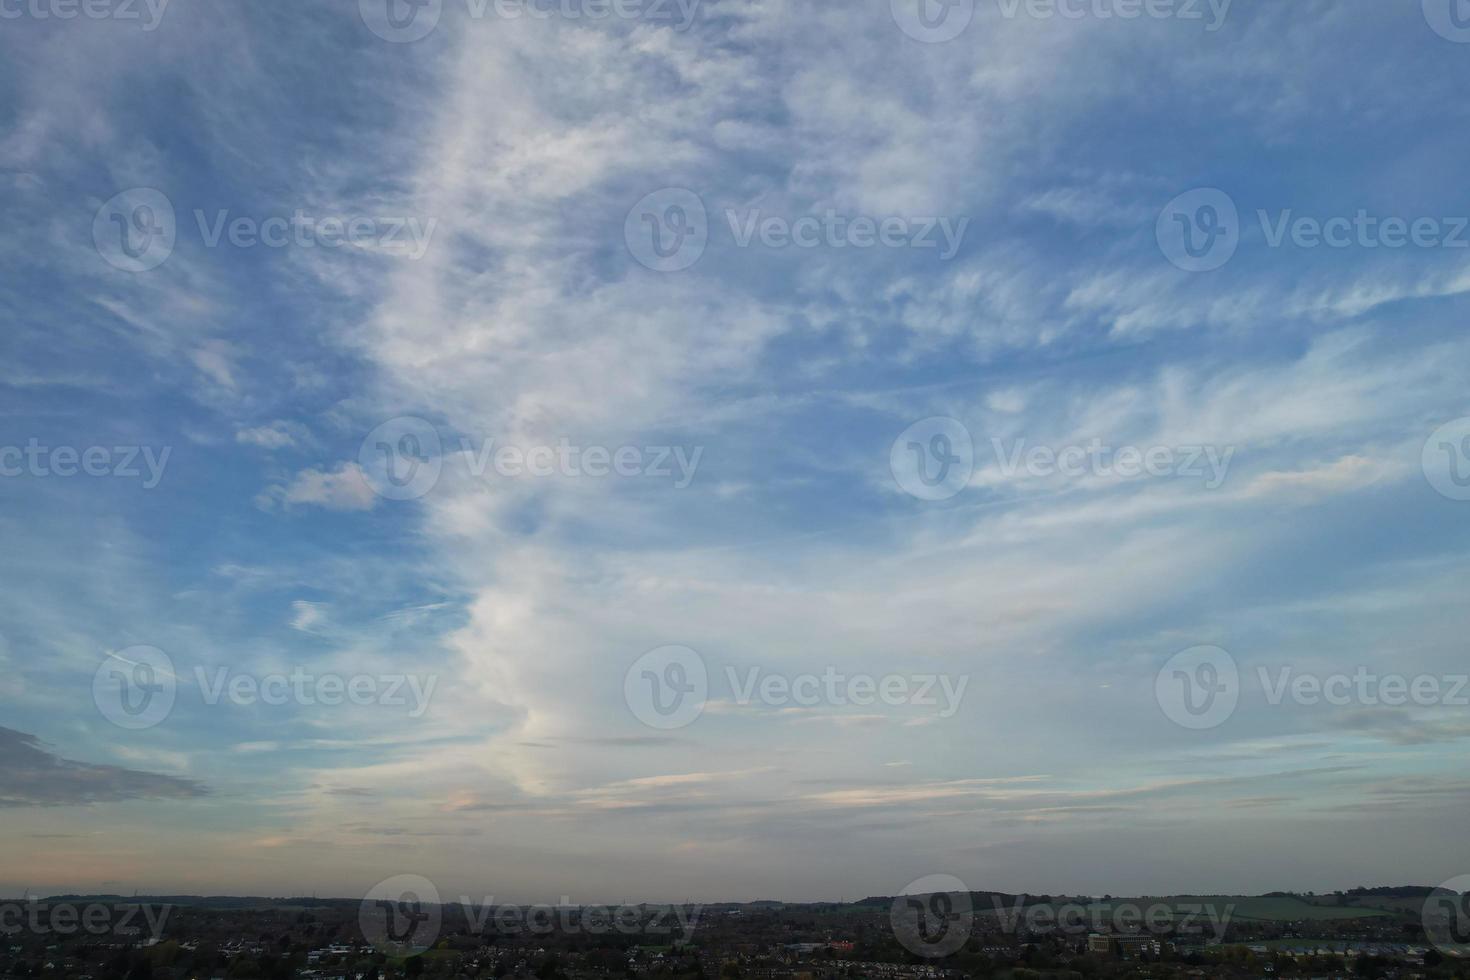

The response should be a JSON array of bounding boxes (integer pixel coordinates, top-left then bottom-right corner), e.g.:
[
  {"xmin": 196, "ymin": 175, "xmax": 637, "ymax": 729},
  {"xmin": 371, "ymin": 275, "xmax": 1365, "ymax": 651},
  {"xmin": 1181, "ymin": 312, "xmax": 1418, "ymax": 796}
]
[{"xmin": 3, "ymin": 0, "xmax": 1470, "ymax": 904}]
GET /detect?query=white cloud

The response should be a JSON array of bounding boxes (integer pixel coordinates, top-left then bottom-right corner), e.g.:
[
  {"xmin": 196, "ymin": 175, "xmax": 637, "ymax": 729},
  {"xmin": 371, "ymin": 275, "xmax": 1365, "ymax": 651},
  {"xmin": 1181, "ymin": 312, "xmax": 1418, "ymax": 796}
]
[
  {"xmin": 267, "ymin": 463, "xmax": 377, "ymax": 512},
  {"xmin": 237, "ymin": 421, "xmax": 311, "ymax": 450},
  {"xmin": 289, "ymin": 600, "xmax": 327, "ymax": 633}
]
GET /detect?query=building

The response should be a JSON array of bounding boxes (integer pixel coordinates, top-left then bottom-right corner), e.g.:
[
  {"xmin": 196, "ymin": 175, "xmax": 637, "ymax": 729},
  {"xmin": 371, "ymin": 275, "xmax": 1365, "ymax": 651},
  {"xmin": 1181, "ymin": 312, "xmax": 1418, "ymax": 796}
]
[{"xmin": 1087, "ymin": 933, "xmax": 1161, "ymax": 957}]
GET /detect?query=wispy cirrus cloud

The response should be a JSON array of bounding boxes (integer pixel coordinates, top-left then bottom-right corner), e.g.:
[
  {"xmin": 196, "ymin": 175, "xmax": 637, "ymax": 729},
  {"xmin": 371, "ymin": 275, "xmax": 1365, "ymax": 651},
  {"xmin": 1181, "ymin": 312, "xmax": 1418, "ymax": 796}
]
[{"xmin": 2, "ymin": 0, "xmax": 1470, "ymax": 901}]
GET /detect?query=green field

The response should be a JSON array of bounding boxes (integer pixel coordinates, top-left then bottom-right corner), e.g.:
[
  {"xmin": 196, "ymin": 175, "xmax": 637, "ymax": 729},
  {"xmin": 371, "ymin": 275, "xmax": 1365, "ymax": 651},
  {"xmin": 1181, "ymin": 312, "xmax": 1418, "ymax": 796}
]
[{"xmin": 1303, "ymin": 894, "xmax": 1431, "ymax": 916}]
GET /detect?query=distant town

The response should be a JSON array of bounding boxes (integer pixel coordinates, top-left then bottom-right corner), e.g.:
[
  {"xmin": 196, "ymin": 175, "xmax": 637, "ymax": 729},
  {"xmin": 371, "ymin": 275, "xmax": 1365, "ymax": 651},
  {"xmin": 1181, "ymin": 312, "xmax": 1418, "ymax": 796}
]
[{"xmin": 3, "ymin": 885, "xmax": 1468, "ymax": 980}]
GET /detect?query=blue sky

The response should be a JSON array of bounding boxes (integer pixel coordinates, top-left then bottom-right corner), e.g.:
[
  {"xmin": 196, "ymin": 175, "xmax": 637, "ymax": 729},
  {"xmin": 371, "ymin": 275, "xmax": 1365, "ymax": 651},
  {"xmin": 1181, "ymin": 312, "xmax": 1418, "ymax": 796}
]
[{"xmin": 3, "ymin": 0, "xmax": 1470, "ymax": 902}]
